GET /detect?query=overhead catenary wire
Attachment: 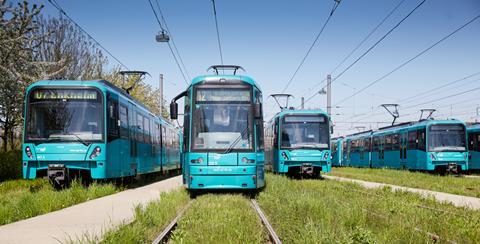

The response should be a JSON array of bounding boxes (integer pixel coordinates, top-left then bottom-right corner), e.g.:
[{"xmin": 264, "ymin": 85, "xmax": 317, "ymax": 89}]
[
  {"xmin": 211, "ymin": 0, "xmax": 224, "ymax": 65},
  {"xmin": 333, "ymin": 12, "xmax": 480, "ymax": 107},
  {"xmin": 302, "ymin": 0, "xmax": 427, "ymax": 106},
  {"xmin": 147, "ymin": 0, "xmax": 189, "ymax": 85},
  {"xmin": 155, "ymin": 0, "xmax": 192, "ymax": 81},
  {"xmin": 346, "ymin": 72, "xmax": 480, "ymax": 123},
  {"xmin": 281, "ymin": 0, "xmax": 342, "ymax": 93},
  {"xmin": 47, "ymin": 0, "xmax": 130, "ymax": 70}
]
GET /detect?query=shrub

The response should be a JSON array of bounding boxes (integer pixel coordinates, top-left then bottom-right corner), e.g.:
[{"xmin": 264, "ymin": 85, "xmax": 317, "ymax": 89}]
[{"xmin": 0, "ymin": 150, "xmax": 22, "ymax": 181}]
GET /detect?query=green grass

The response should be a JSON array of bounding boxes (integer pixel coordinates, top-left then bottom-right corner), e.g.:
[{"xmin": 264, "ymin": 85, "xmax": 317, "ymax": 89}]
[
  {"xmin": 100, "ymin": 189, "xmax": 190, "ymax": 243},
  {"xmin": 170, "ymin": 194, "xmax": 267, "ymax": 243},
  {"xmin": 0, "ymin": 178, "xmax": 119, "ymax": 225},
  {"xmin": 330, "ymin": 167, "xmax": 480, "ymax": 197},
  {"xmin": 258, "ymin": 173, "xmax": 480, "ymax": 243}
]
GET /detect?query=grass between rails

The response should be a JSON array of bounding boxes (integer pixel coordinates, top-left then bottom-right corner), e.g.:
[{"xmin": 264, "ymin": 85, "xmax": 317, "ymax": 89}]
[
  {"xmin": 100, "ymin": 192, "xmax": 267, "ymax": 244},
  {"xmin": 330, "ymin": 167, "xmax": 480, "ymax": 197},
  {"xmin": 170, "ymin": 194, "xmax": 267, "ymax": 243},
  {"xmin": 0, "ymin": 179, "xmax": 119, "ymax": 226},
  {"xmin": 100, "ymin": 189, "xmax": 190, "ymax": 244},
  {"xmin": 258, "ymin": 174, "xmax": 480, "ymax": 243}
]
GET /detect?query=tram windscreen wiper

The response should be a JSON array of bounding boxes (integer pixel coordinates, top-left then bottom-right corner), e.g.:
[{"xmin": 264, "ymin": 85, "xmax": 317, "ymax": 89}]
[{"xmin": 220, "ymin": 126, "xmax": 249, "ymax": 154}]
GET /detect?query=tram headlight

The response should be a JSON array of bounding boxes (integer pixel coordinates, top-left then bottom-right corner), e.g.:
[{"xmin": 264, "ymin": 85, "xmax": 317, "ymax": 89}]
[
  {"xmin": 241, "ymin": 157, "xmax": 255, "ymax": 163},
  {"xmin": 89, "ymin": 146, "xmax": 101, "ymax": 159},
  {"xmin": 429, "ymin": 153, "xmax": 437, "ymax": 161},
  {"xmin": 191, "ymin": 157, "xmax": 203, "ymax": 164},
  {"xmin": 25, "ymin": 146, "xmax": 33, "ymax": 159},
  {"xmin": 281, "ymin": 152, "xmax": 289, "ymax": 160}
]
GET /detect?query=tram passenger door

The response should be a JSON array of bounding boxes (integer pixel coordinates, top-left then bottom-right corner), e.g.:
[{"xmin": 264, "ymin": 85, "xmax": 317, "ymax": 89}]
[
  {"xmin": 400, "ymin": 133, "xmax": 407, "ymax": 169},
  {"xmin": 379, "ymin": 136, "xmax": 385, "ymax": 167},
  {"xmin": 129, "ymin": 106, "xmax": 138, "ymax": 174}
]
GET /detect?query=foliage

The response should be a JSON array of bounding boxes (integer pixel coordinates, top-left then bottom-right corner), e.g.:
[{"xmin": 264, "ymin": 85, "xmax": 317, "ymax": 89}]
[
  {"xmin": 0, "ymin": 178, "xmax": 119, "ymax": 225},
  {"xmin": 258, "ymin": 174, "xmax": 480, "ymax": 243},
  {"xmin": 331, "ymin": 167, "xmax": 480, "ymax": 197},
  {"xmin": 0, "ymin": 150, "xmax": 21, "ymax": 181},
  {"xmin": 0, "ymin": 1, "xmax": 43, "ymax": 151},
  {"xmin": 170, "ymin": 194, "xmax": 267, "ymax": 243},
  {"xmin": 100, "ymin": 189, "xmax": 190, "ymax": 243}
]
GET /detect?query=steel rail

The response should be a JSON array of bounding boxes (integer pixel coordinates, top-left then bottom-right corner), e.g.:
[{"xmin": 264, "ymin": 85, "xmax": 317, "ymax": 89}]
[
  {"xmin": 250, "ymin": 199, "xmax": 282, "ymax": 244},
  {"xmin": 152, "ymin": 200, "xmax": 194, "ymax": 244}
]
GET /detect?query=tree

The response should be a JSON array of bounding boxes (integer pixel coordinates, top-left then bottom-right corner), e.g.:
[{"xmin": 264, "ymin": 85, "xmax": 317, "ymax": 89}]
[{"xmin": 0, "ymin": 1, "xmax": 43, "ymax": 151}]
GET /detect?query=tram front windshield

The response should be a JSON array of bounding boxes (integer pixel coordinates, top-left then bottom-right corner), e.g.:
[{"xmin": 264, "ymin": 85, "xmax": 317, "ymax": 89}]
[
  {"xmin": 428, "ymin": 124, "xmax": 466, "ymax": 152},
  {"xmin": 25, "ymin": 88, "xmax": 104, "ymax": 143},
  {"xmin": 192, "ymin": 88, "xmax": 253, "ymax": 151},
  {"xmin": 281, "ymin": 115, "xmax": 329, "ymax": 150}
]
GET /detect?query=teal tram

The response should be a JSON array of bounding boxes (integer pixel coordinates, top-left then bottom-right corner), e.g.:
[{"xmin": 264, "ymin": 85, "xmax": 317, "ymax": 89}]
[
  {"xmin": 22, "ymin": 80, "xmax": 181, "ymax": 186},
  {"xmin": 342, "ymin": 119, "xmax": 468, "ymax": 173},
  {"xmin": 467, "ymin": 124, "xmax": 480, "ymax": 171},
  {"xmin": 331, "ymin": 137, "xmax": 344, "ymax": 167},
  {"xmin": 264, "ymin": 109, "xmax": 332, "ymax": 177},
  {"xmin": 169, "ymin": 65, "xmax": 265, "ymax": 191}
]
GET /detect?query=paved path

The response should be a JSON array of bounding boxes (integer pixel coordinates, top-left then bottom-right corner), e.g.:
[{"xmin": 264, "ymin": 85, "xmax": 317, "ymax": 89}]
[
  {"xmin": 323, "ymin": 175, "xmax": 480, "ymax": 210},
  {"xmin": 0, "ymin": 175, "xmax": 183, "ymax": 244}
]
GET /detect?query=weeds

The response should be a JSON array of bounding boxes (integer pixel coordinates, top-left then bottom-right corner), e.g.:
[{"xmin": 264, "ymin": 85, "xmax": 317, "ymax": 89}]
[
  {"xmin": 258, "ymin": 174, "xmax": 480, "ymax": 243},
  {"xmin": 0, "ymin": 179, "xmax": 119, "ymax": 225},
  {"xmin": 170, "ymin": 194, "xmax": 267, "ymax": 243},
  {"xmin": 100, "ymin": 189, "xmax": 190, "ymax": 243},
  {"xmin": 330, "ymin": 167, "xmax": 480, "ymax": 197}
]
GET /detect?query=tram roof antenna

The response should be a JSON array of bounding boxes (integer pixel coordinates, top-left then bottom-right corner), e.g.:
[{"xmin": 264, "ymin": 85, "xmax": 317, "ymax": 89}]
[
  {"xmin": 419, "ymin": 109, "xmax": 436, "ymax": 121},
  {"xmin": 118, "ymin": 71, "xmax": 150, "ymax": 94},
  {"xmin": 207, "ymin": 65, "xmax": 245, "ymax": 75},
  {"xmin": 270, "ymin": 94, "xmax": 293, "ymax": 111},
  {"xmin": 381, "ymin": 103, "xmax": 399, "ymax": 125}
]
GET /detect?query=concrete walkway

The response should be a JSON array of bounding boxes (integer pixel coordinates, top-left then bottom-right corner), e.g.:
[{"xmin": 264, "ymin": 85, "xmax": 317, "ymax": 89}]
[
  {"xmin": 323, "ymin": 175, "xmax": 480, "ymax": 210},
  {"xmin": 0, "ymin": 175, "xmax": 183, "ymax": 244}
]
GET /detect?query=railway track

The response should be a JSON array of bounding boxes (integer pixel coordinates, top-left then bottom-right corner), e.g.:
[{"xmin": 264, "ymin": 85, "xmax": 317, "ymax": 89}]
[
  {"xmin": 250, "ymin": 199, "xmax": 282, "ymax": 244},
  {"xmin": 152, "ymin": 200, "xmax": 194, "ymax": 244},
  {"xmin": 152, "ymin": 197, "xmax": 281, "ymax": 244}
]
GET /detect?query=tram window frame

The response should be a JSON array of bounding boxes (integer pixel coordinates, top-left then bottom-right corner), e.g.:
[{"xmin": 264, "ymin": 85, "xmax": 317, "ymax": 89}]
[
  {"xmin": 136, "ymin": 113, "xmax": 144, "ymax": 142},
  {"xmin": 384, "ymin": 135, "xmax": 392, "ymax": 151},
  {"xmin": 417, "ymin": 128, "xmax": 426, "ymax": 151},
  {"xmin": 471, "ymin": 132, "xmax": 480, "ymax": 152},
  {"xmin": 144, "ymin": 118, "xmax": 150, "ymax": 144},
  {"xmin": 107, "ymin": 95, "xmax": 119, "ymax": 142},
  {"xmin": 408, "ymin": 130, "xmax": 417, "ymax": 149},
  {"xmin": 392, "ymin": 133, "xmax": 400, "ymax": 150},
  {"xmin": 119, "ymin": 104, "xmax": 129, "ymax": 139}
]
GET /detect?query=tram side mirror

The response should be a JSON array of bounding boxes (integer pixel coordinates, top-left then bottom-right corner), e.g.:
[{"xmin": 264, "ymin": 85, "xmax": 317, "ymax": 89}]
[
  {"xmin": 170, "ymin": 102, "xmax": 178, "ymax": 120},
  {"xmin": 254, "ymin": 103, "xmax": 262, "ymax": 119}
]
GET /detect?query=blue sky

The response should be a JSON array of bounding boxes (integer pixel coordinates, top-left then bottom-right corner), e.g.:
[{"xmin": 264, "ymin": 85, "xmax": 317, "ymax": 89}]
[{"xmin": 36, "ymin": 0, "xmax": 480, "ymax": 136}]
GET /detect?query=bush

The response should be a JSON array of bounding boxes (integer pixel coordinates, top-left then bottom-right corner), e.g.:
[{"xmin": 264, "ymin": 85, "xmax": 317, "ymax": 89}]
[{"xmin": 0, "ymin": 150, "xmax": 22, "ymax": 181}]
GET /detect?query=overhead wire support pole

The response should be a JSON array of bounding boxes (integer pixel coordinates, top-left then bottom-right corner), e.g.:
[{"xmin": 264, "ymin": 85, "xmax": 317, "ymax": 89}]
[
  {"xmin": 211, "ymin": 0, "xmax": 224, "ymax": 66},
  {"xmin": 47, "ymin": 0, "xmax": 130, "ymax": 70},
  {"xmin": 281, "ymin": 0, "xmax": 341, "ymax": 93}
]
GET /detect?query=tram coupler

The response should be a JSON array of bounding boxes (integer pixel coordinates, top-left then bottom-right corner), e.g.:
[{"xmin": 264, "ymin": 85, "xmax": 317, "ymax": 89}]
[
  {"xmin": 48, "ymin": 164, "xmax": 68, "ymax": 187},
  {"xmin": 301, "ymin": 163, "xmax": 314, "ymax": 175},
  {"xmin": 447, "ymin": 163, "xmax": 458, "ymax": 174}
]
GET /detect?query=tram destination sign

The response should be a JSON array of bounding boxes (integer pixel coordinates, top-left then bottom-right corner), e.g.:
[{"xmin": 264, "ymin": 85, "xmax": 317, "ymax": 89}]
[{"xmin": 32, "ymin": 89, "xmax": 98, "ymax": 100}]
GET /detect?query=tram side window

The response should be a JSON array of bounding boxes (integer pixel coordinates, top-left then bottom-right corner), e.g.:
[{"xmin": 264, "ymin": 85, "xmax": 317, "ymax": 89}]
[
  {"xmin": 136, "ymin": 114, "xmax": 144, "ymax": 142},
  {"xmin": 417, "ymin": 129, "xmax": 426, "ymax": 151},
  {"xmin": 144, "ymin": 118, "xmax": 150, "ymax": 144},
  {"xmin": 107, "ymin": 96, "xmax": 119, "ymax": 142},
  {"xmin": 470, "ymin": 133, "xmax": 480, "ymax": 152},
  {"xmin": 119, "ymin": 105, "xmax": 129, "ymax": 139},
  {"xmin": 384, "ymin": 135, "xmax": 392, "ymax": 151},
  {"xmin": 372, "ymin": 137, "xmax": 379, "ymax": 152},
  {"xmin": 408, "ymin": 130, "xmax": 417, "ymax": 149},
  {"xmin": 392, "ymin": 134, "xmax": 400, "ymax": 150}
]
